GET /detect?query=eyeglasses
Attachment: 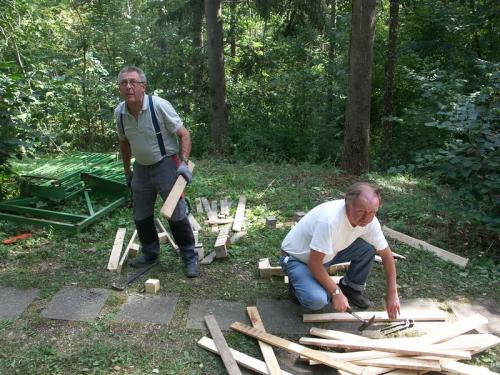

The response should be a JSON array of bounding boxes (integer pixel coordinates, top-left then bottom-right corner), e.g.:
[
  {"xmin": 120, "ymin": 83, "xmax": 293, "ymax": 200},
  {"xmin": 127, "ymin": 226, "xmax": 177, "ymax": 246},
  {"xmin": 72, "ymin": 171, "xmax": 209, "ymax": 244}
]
[{"xmin": 119, "ymin": 80, "xmax": 145, "ymax": 87}]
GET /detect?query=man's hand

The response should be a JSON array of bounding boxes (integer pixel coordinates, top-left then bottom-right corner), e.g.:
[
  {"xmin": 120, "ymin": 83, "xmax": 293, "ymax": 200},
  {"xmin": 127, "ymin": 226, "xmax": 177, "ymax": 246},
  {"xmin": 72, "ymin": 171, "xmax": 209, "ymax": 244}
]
[
  {"xmin": 125, "ymin": 171, "xmax": 133, "ymax": 188},
  {"xmin": 332, "ymin": 291, "xmax": 350, "ymax": 313},
  {"xmin": 385, "ymin": 290, "xmax": 400, "ymax": 320},
  {"xmin": 177, "ymin": 162, "xmax": 192, "ymax": 184}
]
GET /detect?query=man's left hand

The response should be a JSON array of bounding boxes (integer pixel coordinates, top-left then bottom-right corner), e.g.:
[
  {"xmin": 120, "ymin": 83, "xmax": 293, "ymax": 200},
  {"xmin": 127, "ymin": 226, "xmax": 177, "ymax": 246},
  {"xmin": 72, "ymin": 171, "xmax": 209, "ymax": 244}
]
[
  {"xmin": 385, "ymin": 290, "xmax": 400, "ymax": 320},
  {"xmin": 177, "ymin": 162, "xmax": 192, "ymax": 184}
]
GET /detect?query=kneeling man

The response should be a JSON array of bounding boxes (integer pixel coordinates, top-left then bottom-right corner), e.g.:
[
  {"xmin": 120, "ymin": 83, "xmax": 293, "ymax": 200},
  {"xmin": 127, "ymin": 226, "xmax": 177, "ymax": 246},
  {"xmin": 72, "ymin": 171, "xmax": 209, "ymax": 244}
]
[{"xmin": 280, "ymin": 182, "xmax": 400, "ymax": 319}]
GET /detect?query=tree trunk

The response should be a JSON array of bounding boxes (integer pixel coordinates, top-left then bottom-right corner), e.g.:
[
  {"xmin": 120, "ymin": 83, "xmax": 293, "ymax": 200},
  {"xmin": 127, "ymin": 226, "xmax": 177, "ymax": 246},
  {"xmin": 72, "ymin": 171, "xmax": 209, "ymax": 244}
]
[
  {"xmin": 382, "ymin": 0, "xmax": 399, "ymax": 148},
  {"xmin": 229, "ymin": 0, "xmax": 237, "ymax": 58},
  {"xmin": 192, "ymin": 0, "xmax": 204, "ymax": 96},
  {"xmin": 341, "ymin": 0, "xmax": 377, "ymax": 175},
  {"xmin": 204, "ymin": 0, "xmax": 229, "ymax": 152},
  {"xmin": 326, "ymin": 0, "xmax": 338, "ymax": 122}
]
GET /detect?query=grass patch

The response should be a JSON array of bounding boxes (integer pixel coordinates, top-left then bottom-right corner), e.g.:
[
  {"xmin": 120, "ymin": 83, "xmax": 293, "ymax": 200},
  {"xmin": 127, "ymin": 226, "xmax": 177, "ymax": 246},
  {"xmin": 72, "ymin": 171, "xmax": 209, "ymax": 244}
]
[{"xmin": 0, "ymin": 158, "xmax": 498, "ymax": 373}]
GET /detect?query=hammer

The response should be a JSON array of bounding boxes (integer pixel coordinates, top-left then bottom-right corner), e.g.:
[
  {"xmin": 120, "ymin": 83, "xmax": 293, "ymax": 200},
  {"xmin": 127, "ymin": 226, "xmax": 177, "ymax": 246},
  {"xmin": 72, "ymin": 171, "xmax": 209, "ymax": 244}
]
[
  {"xmin": 111, "ymin": 261, "xmax": 158, "ymax": 291},
  {"xmin": 346, "ymin": 307, "xmax": 376, "ymax": 331}
]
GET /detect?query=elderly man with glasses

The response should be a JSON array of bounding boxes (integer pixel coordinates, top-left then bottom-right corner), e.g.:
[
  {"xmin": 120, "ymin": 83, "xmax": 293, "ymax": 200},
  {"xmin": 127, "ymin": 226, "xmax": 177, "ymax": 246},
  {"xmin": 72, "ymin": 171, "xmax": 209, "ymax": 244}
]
[{"xmin": 114, "ymin": 66, "xmax": 198, "ymax": 278}]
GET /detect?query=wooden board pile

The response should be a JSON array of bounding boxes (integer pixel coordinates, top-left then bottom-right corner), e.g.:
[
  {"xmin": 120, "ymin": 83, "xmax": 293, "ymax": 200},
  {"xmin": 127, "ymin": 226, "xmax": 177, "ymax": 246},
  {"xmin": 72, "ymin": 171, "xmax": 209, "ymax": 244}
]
[
  {"xmin": 196, "ymin": 195, "xmax": 248, "ymax": 264},
  {"xmin": 198, "ymin": 308, "xmax": 499, "ymax": 375}
]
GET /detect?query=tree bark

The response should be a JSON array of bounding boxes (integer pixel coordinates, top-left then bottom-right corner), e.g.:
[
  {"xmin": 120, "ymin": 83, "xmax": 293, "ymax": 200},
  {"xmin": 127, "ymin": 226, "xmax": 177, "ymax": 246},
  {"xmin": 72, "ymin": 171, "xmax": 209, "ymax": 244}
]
[
  {"xmin": 382, "ymin": 0, "xmax": 399, "ymax": 148},
  {"xmin": 229, "ymin": 0, "xmax": 237, "ymax": 58},
  {"xmin": 204, "ymin": 0, "xmax": 229, "ymax": 152},
  {"xmin": 192, "ymin": 0, "xmax": 204, "ymax": 95},
  {"xmin": 341, "ymin": 0, "xmax": 377, "ymax": 175},
  {"xmin": 326, "ymin": 0, "xmax": 338, "ymax": 122}
]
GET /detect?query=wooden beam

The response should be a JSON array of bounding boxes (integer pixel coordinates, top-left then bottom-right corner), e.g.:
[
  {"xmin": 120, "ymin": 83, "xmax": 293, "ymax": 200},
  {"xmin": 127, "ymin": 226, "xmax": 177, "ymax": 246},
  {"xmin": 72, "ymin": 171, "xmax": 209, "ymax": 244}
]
[
  {"xmin": 298, "ymin": 337, "xmax": 471, "ymax": 360},
  {"xmin": 259, "ymin": 258, "xmax": 284, "ymax": 278},
  {"xmin": 214, "ymin": 224, "xmax": 231, "ymax": 258},
  {"xmin": 382, "ymin": 225, "xmax": 468, "ymax": 267},
  {"xmin": 117, "ymin": 230, "xmax": 137, "ymax": 273},
  {"xmin": 230, "ymin": 231, "xmax": 246, "ymax": 244},
  {"xmin": 197, "ymin": 337, "xmax": 294, "ymax": 375},
  {"xmin": 353, "ymin": 357, "xmax": 441, "ymax": 372},
  {"xmin": 195, "ymin": 197, "xmax": 203, "ymax": 214},
  {"xmin": 220, "ymin": 198, "xmax": 230, "ymax": 217},
  {"xmin": 440, "ymin": 360, "xmax": 492, "ymax": 375},
  {"xmin": 230, "ymin": 322, "xmax": 366, "ymax": 374},
  {"xmin": 201, "ymin": 197, "xmax": 217, "ymax": 221},
  {"xmin": 205, "ymin": 315, "xmax": 242, "ymax": 375},
  {"xmin": 160, "ymin": 161, "xmax": 194, "ymax": 219},
  {"xmin": 156, "ymin": 218, "xmax": 179, "ymax": 251},
  {"xmin": 327, "ymin": 262, "xmax": 351, "ymax": 274},
  {"xmin": 303, "ymin": 310, "xmax": 447, "ymax": 323},
  {"xmin": 232, "ymin": 195, "xmax": 246, "ymax": 232},
  {"xmin": 200, "ymin": 251, "xmax": 217, "ymax": 265},
  {"xmin": 107, "ymin": 228, "xmax": 126, "ymax": 272},
  {"xmin": 247, "ymin": 306, "xmax": 282, "ymax": 375},
  {"xmin": 187, "ymin": 213, "xmax": 201, "ymax": 231}
]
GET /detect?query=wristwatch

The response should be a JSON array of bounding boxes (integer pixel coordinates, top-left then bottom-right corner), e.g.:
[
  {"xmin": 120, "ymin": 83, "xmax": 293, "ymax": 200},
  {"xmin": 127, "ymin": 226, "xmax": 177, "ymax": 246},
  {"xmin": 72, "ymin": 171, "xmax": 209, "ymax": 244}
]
[{"xmin": 331, "ymin": 287, "xmax": 341, "ymax": 298}]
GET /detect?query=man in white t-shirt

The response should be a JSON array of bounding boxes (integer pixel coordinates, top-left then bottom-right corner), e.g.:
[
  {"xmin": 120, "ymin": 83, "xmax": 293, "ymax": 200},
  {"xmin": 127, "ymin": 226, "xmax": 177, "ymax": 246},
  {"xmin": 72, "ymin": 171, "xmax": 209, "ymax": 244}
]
[{"xmin": 280, "ymin": 182, "xmax": 400, "ymax": 318}]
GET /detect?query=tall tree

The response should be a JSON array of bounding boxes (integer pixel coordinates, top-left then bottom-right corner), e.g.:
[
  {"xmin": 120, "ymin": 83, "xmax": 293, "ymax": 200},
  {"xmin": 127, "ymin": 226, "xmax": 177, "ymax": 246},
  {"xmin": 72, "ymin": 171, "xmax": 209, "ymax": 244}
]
[
  {"xmin": 341, "ymin": 0, "xmax": 377, "ymax": 174},
  {"xmin": 204, "ymin": 0, "xmax": 229, "ymax": 152},
  {"xmin": 382, "ymin": 0, "xmax": 400, "ymax": 148},
  {"xmin": 326, "ymin": 0, "xmax": 338, "ymax": 122}
]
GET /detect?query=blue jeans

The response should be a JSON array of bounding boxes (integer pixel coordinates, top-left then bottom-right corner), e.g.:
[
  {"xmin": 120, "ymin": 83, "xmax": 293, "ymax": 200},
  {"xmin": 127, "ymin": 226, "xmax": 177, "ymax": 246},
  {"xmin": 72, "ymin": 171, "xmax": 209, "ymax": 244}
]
[{"xmin": 279, "ymin": 238, "xmax": 376, "ymax": 311}]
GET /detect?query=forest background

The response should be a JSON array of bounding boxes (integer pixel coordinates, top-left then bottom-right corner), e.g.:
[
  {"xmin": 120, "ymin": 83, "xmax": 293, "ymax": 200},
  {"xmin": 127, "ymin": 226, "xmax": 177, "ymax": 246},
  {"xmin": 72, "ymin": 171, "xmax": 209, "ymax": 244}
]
[{"xmin": 0, "ymin": 0, "xmax": 498, "ymax": 252}]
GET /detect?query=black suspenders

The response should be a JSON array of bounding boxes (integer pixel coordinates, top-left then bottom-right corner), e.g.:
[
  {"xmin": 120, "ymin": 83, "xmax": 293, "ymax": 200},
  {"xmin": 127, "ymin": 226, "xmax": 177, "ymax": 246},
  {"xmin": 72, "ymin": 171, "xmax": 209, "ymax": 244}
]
[{"xmin": 120, "ymin": 95, "xmax": 167, "ymax": 157}]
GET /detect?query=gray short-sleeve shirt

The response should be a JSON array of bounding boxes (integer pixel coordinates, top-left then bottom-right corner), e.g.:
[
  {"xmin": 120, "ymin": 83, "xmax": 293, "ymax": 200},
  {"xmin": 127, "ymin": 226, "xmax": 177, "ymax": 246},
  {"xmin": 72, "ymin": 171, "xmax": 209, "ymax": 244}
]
[{"xmin": 115, "ymin": 95, "xmax": 182, "ymax": 165}]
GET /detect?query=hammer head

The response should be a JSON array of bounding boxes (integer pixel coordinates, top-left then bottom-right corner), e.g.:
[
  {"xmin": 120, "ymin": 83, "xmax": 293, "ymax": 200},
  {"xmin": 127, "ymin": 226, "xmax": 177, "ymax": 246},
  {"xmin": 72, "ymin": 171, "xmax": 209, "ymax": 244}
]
[{"xmin": 357, "ymin": 314, "xmax": 376, "ymax": 331}]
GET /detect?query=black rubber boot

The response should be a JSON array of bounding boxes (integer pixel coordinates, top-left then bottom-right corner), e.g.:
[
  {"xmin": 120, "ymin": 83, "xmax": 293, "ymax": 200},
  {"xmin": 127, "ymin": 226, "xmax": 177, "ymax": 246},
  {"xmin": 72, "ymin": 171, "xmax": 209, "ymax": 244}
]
[
  {"xmin": 169, "ymin": 217, "xmax": 199, "ymax": 278},
  {"xmin": 338, "ymin": 278, "xmax": 371, "ymax": 310},
  {"xmin": 130, "ymin": 216, "xmax": 160, "ymax": 268}
]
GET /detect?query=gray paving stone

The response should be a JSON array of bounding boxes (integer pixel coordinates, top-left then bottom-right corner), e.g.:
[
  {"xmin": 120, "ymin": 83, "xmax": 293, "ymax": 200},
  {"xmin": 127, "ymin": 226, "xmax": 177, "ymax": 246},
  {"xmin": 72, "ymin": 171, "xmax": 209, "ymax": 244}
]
[
  {"xmin": 42, "ymin": 286, "xmax": 109, "ymax": 322},
  {"xmin": 186, "ymin": 299, "xmax": 250, "ymax": 331},
  {"xmin": 115, "ymin": 293, "xmax": 179, "ymax": 325},
  {"xmin": 256, "ymin": 298, "xmax": 316, "ymax": 335},
  {"xmin": 0, "ymin": 287, "xmax": 39, "ymax": 320},
  {"xmin": 447, "ymin": 298, "xmax": 500, "ymax": 334}
]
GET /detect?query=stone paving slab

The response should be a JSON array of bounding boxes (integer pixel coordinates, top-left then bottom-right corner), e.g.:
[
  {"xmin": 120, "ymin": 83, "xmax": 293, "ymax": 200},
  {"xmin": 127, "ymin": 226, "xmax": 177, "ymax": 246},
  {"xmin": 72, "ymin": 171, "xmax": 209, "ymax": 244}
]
[
  {"xmin": 447, "ymin": 297, "xmax": 500, "ymax": 334},
  {"xmin": 256, "ymin": 298, "xmax": 316, "ymax": 335},
  {"xmin": 115, "ymin": 293, "xmax": 179, "ymax": 325},
  {"xmin": 186, "ymin": 299, "xmax": 250, "ymax": 331},
  {"xmin": 0, "ymin": 287, "xmax": 39, "ymax": 320},
  {"xmin": 42, "ymin": 286, "xmax": 110, "ymax": 322}
]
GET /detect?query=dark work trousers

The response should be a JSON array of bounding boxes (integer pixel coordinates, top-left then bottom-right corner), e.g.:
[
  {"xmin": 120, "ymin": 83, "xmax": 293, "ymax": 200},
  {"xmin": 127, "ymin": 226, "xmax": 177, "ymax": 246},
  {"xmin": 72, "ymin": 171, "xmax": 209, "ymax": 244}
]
[{"xmin": 131, "ymin": 156, "xmax": 196, "ymax": 264}]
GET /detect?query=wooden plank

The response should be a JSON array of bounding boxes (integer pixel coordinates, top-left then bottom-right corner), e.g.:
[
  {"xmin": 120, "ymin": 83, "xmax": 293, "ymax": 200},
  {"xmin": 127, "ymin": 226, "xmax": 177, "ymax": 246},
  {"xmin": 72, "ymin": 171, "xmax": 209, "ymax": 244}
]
[
  {"xmin": 207, "ymin": 217, "xmax": 234, "ymax": 225},
  {"xmin": 382, "ymin": 225, "xmax": 468, "ymax": 267},
  {"xmin": 353, "ymin": 357, "xmax": 441, "ymax": 372},
  {"xmin": 195, "ymin": 197, "xmax": 203, "ymax": 214},
  {"xmin": 440, "ymin": 360, "xmax": 492, "ymax": 375},
  {"xmin": 247, "ymin": 306, "xmax": 282, "ymax": 375},
  {"xmin": 298, "ymin": 337, "xmax": 471, "ymax": 360},
  {"xmin": 327, "ymin": 262, "xmax": 351, "ymax": 274},
  {"xmin": 285, "ymin": 275, "xmax": 341, "ymax": 284},
  {"xmin": 197, "ymin": 337, "xmax": 294, "ymax": 375},
  {"xmin": 188, "ymin": 213, "xmax": 202, "ymax": 231},
  {"xmin": 214, "ymin": 224, "xmax": 231, "ymax": 258},
  {"xmin": 259, "ymin": 258, "xmax": 284, "ymax": 278},
  {"xmin": 205, "ymin": 315, "xmax": 242, "ymax": 375},
  {"xmin": 303, "ymin": 310, "xmax": 447, "ymax": 323},
  {"xmin": 201, "ymin": 197, "xmax": 218, "ymax": 222},
  {"xmin": 230, "ymin": 231, "xmax": 246, "ymax": 244},
  {"xmin": 200, "ymin": 251, "xmax": 217, "ymax": 265},
  {"xmin": 117, "ymin": 230, "xmax": 137, "ymax": 273},
  {"xmin": 160, "ymin": 161, "xmax": 194, "ymax": 219},
  {"xmin": 156, "ymin": 218, "xmax": 179, "ymax": 251},
  {"xmin": 232, "ymin": 195, "xmax": 247, "ymax": 232},
  {"xmin": 230, "ymin": 322, "xmax": 366, "ymax": 374},
  {"xmin": 220, "ymin": 198, "xmax": 230, "ymax": 217},
  {"xmin": 310, "ymin": 327, "xmax": 373, "ymax": 342},
  {"xmin": 107, "ymin": 228, "xmax": 126, "ymax": 271},
  {"xmin": 436, "ymin": 333, "xmax": 500, "ymax": 354},
  {"xmin": 415, "ymin": 314, "xmax": 489, "ymax": 345}
]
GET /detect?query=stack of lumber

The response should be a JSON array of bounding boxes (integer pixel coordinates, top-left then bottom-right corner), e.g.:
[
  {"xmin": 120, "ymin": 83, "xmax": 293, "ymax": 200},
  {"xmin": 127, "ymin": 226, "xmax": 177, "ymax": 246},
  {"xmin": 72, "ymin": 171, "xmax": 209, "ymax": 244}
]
[
  {"xmin": 197, "ymin": 304, "xmax": 499, "ymax": 374},
  {"xmin": 198, "ymin": 195, "xmax": 248, "ymax": 264}
]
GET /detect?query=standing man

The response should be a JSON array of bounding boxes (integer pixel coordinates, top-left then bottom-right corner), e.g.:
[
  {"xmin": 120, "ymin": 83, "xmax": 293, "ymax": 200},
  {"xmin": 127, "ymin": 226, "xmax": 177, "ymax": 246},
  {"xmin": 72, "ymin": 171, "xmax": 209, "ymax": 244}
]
[
  {"xmin": 115, "ymin": 66, "xmax": 198, "ymax": 278},
  {"xmin": 280, "ymin": 182, "xmax": 400, "ymax": 318}
]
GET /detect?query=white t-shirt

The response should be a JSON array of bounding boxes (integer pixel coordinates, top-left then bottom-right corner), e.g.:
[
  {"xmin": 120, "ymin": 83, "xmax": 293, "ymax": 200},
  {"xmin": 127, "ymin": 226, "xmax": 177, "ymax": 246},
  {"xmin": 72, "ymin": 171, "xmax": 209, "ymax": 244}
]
[{"xmin": 281, "ymin": 200, "xmax": 388, "ymax": 264}]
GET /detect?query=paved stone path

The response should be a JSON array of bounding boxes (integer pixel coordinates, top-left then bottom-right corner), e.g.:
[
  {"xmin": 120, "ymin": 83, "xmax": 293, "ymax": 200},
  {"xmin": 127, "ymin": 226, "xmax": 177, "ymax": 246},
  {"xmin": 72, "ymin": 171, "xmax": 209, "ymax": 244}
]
[{"xmin": 1, "ymin": 285, "xmax": 498, "ymax": 374}]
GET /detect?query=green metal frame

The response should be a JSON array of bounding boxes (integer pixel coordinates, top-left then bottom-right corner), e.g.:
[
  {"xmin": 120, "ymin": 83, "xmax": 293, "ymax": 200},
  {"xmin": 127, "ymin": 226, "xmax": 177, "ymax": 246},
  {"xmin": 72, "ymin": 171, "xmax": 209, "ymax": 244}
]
[{"xmin": 0, "ymin": 153, "xmax": 130, "ymax": 234}]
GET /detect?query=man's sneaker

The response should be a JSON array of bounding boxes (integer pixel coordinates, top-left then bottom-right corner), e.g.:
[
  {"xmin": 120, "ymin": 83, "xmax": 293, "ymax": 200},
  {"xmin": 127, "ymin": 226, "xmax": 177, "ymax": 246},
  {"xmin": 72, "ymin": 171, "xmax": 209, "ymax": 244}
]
[
  {"xmin": 185, "ymin": 261, "xmax": 199, "ymax": 278},
  {"xmin": 129, "ymin": 254, "xmax": 158, "ymax": 268},
  {"xmin": 338, "ymin": 278, "xmax": 371, "ymax": 310}
]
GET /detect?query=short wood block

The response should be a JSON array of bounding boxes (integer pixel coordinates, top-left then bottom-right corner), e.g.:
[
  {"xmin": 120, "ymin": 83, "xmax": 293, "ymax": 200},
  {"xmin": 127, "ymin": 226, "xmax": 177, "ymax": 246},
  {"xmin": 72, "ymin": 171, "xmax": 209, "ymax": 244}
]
[
  {"xmin": 266, "ymin": 216, "xmax": 277, "ymax": 228},
  {"xmin": 145, "ymin": 279, "xmax": 160, "ymax": 294},
  {"xmin": 294, "ymin": 211, "xmax": 306, "ymax": 222},
  {"xmin": 259, "ymin": 258, "xmax": 284, "ymax": 278},
  {"xmin": 129, "ymin": 242, "xmax": 140, "ymax": 259}
]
